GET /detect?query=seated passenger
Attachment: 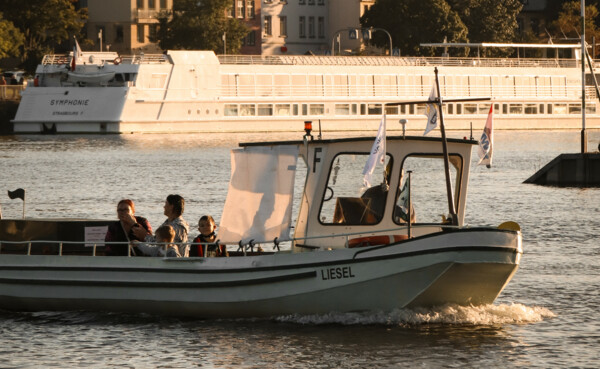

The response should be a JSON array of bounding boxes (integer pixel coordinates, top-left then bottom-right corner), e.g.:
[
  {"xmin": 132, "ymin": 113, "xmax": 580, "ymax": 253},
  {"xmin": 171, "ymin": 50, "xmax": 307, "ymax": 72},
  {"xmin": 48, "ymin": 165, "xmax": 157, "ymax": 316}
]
[
  {"xmin": 105, "ymin": 199, "xmax": 152, "ymax": 256},
  {"xmin": 135, "ymin": 225, "xmax": 181, "ymax": 257},
  {"xmin": 190, "ymin": 215, "xmax": 228, "ymax": 257}
]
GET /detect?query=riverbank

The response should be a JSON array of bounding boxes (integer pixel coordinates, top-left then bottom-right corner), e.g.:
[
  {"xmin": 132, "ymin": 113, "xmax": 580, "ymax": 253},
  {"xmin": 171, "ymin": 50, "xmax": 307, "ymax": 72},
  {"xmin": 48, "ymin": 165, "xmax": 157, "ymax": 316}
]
[{"xmin": 0, "ymin": 100, "xmax": 17, "ymax": 135}]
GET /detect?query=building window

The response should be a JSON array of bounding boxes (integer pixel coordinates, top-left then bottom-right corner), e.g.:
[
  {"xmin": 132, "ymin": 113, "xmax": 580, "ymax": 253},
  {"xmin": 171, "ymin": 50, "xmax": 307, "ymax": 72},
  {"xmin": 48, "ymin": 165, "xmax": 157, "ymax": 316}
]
[
  {"xmin": 247, "ymin": 0, "xmax": 255, "ymax": 18},
  {"xmin": 244, "ymin": 30, "xmax": 256, "ymax": 46},
  {"xmin": 237, "ymin": 0, "xmax": 245, "ymax": 18},
  {"xmin": 115, "ymin": 25, "xmax": 124, "ymax": 42},
  {"xmin": 148, "ymin": 0, "xmax": 155, "ymax": 9},
  {"xmin": 280, "ymin": 16, "xmax": 287, "ymax": 37},
  {"xmin": 149, "ymin": 24, "xmax": 158, "ymax": 41},
  {"xmin": 299, "ymin": 16, "xmax": 306, "ymax": 38},
  {"xmin": 137, "ymin": 24, "xmax": 145, "ymax": 43},
  {"xmin": 160, "ymin": 0, "xmax": 167, "ymax": 9},
  {"xmin": 318, "ymin": 16, "xmax": 324, "ymax": 38},
  {"xmin": 264, "ymin": 16, "xmax": 272, "ymax": 36},
  {"xmin": 308, "ymin": 16, "xmax": 315, "ymax": 38},
  {"xmin": 228, "ymin": 0, "xmax": 234, "ymax": 17},
  {"xmin": 137, "ymin": 0, "xmax": 144, "ymax": 9}
]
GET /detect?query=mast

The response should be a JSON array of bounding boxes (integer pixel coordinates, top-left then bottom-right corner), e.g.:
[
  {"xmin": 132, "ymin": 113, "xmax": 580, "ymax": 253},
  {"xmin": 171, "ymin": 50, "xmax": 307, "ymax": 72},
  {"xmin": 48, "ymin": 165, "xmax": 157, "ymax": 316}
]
[{"xmin": 582, "ymin": 0, "xmax": 588, "ymax": 153}]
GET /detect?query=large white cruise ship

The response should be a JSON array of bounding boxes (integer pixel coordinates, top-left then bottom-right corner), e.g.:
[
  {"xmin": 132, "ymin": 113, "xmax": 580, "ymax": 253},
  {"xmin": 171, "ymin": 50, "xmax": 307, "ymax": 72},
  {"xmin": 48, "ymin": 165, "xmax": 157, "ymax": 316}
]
[{"xmin": 12, "ymin": 44, "xmax": 600, "ymax": 133}]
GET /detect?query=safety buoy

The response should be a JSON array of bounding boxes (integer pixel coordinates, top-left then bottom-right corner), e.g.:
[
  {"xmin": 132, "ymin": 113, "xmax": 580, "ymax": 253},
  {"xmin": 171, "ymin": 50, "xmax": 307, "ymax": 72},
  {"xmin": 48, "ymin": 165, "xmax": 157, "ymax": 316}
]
[
  {"xmin": 113, "ymin": 56, "xmax": 122, "ymax": 65},
  {"xmin": 348, "ymin": 234, "xmax": 408, "ymax": 248}
]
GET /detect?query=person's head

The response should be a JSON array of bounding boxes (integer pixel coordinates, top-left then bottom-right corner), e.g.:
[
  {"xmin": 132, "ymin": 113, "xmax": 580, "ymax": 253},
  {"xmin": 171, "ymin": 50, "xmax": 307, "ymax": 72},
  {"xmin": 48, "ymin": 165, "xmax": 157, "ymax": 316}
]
[
  {"xmin": 164, "ymin": 194, "xmax": 184, "ymax": 218},
  {"xmin": 117, "ymin": 199, "xmax": 135, "ymax": 219},
  {"xmin": 155, "ymin": 225, "xmax": 175, "ymax": 243},
  {"xmin": 198, "ymin": 215, "xmax": 216, "ymax": 236}
]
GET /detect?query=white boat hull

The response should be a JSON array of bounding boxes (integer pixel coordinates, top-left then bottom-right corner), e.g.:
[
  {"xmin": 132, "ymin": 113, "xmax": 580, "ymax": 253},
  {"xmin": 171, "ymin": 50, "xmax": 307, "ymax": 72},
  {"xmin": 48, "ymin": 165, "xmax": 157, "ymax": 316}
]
[{"xmin": 0, "ymin": 229, "xmax": 521, "ymax": 317}]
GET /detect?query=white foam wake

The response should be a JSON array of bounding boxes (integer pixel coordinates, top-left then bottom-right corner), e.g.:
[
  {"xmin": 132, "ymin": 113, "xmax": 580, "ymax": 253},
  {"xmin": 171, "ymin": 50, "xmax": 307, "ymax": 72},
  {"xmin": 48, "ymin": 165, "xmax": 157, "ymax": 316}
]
[{"xmin": 275, "ymin": 303, "xmax": 555, "ymax": 326}]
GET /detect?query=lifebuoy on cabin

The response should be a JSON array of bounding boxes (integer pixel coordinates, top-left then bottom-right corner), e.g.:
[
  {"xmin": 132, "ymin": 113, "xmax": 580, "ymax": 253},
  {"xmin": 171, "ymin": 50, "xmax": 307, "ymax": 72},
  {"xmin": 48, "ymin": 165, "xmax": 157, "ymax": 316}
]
[
  {"xmin": 348, "ymin": 234, "xmax": 408, "ymax": 248},
  {"xmin": 113, "ymin": 57, "xmax": 122, "ymax": 65}
]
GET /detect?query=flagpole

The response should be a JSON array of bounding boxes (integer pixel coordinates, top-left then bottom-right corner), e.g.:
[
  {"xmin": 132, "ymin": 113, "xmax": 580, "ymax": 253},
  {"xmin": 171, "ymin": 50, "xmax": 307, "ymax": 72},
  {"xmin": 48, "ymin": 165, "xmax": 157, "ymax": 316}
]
[
  {"xmin": 434, "ymin": 67, "xmax": 457, "ymax": 225},
  {"xmin": 22, "ymin": 189, "xmax": 26, "ymax": 219}
]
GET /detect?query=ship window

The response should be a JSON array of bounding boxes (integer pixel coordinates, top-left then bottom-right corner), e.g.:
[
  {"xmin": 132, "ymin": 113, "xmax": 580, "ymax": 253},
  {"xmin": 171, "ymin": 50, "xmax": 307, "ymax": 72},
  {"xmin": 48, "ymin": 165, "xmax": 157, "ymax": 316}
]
[
  {"xmin": 494, "ymin": 103, "xmax": 500, "ymax": 113},
  {"xmin": 258, "ymin": 104, "xmax": 273, "ymax": 115},
  {"xmin": 502, "ymin": 104, "xmax": 508, "ymax": 114},
  {"xmin": 335, "ymin": 104, "xmax": 350, "ymax": 115},
  {"xmin": 351, "ymin": 104, "xmax": 357, "ymax": 114},
  {"xmin": 310, "ymin": 104, "xmax": 324, "ymax": 115},
  {"xmin": 360, "ymin": 104, "xmax": 366, "ymax": 115},
  {"xmin": 240, "ymin": 104, "xmax": 255, "ymax": 116},
  {"xmin": 547, "ymin": 104, "xmax": 552, "ymax": 114},
  {"xmin": 553, "ymin": 104, "xmax": 567, "ymax": 114},
  {"xmin": 478, "ymin": 103, "xmax": 491, "ymax": 114},
  {"xmin": 409, "ymin": 104, "xmax": 415, "ymax": 114},
  {"xmin": 539, "ymin": 104, "xmax": 544, "ymax": 114},
  {"xmin": 586, "ymin": 104, "xmax": 596, "ymax": 114},
  {"xmin": 224, "ymin": 104, "xmax": 238, "ymax": 116},
  {"xmin": 509, "ymin": 104, "xmax": 523, "ymax": 114},
  {"xmin": 368, "ymin": 104, "xmax": 382, "ymax": 115},
  {"xmin": 400, "ymin": 105, "xmax": 406, "ymax": 114},
  {"xmin": 293, "ymin": 104, "xmax": 299, "ymax": 115},
  {"xmin": 415, "ymin": 104, "xmax": 426, "ymax": 115},
  {"xmin": 319, "ymin": 154, "xmax": 392, "ymax": 225},
  {"xmin": 395, "ymin": 154, "xmax": 462, "ymax": 225},
  {"xmin": 447, "ymin": 104, "xmax": 454, "ymax": 114},
  {"xmin": 464, "ymin": 104, "xmax": 477, "ymax": 114},
  {"xmin": 385, "ymin": 105, "xmax": 398, "ymax": 115},
  {"xmin": 524, "ymin": 104, "xmax": 537, "ymax": 114},
  {"xmin": 569, "ymin": 104, "xmax": 581, "ymax": 114},
  {"xmin": 456, "ymin": 104, "xmax": 461, "ymax": 115},
  {"xmin": 302, "ymin": 104, "xmax": 308, "ymax": 115},
  {"xmin": 275, "ymin": 104, "xmax": 290, "ymax": 115}
]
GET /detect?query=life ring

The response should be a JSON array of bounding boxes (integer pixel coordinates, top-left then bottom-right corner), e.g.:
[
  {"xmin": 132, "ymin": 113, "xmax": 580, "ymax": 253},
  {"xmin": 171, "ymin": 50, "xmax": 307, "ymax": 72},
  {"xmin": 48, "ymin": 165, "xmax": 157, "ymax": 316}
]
[
  {"xmin": 348, "ymin": 234, "xmax": 408, "ymax": 248},
  {"xmin": 113, "ymin": 57, "xmax": 122, "ymax": 65}
]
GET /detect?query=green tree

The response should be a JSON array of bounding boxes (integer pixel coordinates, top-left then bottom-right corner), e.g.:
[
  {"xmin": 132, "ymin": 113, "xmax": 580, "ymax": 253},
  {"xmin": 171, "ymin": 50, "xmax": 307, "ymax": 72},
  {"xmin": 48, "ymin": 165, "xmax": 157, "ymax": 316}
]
[
  {"xmin": 154, "ymin": 0, "xmax": 248, "ymax": 54},
  {"xmin": 0, "ymin": 13, "xmax": 24, "ymax": 59},
  {"xmin": 361, "ymin": 0, "xmax": 468, "ymax": 56},
  {"xmin": 550, "ymin": 1, "xmax": 600, "ymax": 44},
  {"xmin": 448, "ymin": 0, "xmax": 522, "ymax": 56},
  {"xmin": 0, "ymin": 0, "xmax": 86, "ymax": 71}
]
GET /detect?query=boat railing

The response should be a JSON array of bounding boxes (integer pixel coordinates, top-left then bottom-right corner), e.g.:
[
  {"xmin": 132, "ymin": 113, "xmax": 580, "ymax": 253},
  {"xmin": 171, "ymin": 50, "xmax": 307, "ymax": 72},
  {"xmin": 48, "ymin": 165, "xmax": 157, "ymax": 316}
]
[
  {"xmin": 218, "ymin": 54, "xmax": 579, "ymax": 69},
  {"xmin": 41, "ymin": 53, "xmax": 169, "ymax": 66}
]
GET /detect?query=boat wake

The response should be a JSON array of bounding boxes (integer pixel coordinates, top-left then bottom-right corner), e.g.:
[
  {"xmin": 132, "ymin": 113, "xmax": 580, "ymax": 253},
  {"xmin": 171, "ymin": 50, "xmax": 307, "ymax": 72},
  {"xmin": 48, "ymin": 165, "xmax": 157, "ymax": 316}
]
[{"xmin": 275, "ymin": 303, "xmax": 555, "ymax": 326}]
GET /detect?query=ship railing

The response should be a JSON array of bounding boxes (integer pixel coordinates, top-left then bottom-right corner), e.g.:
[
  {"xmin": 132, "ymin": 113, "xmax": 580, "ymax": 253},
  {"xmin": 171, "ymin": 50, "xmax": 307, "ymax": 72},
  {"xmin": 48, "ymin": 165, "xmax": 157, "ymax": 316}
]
[
  {"xmin": 41, "ymin": 53, "xmax": 168, "ymax": 66},
  {"xmin": 218, "ymin": 55, "xmax": 580, "ymax": 69}
]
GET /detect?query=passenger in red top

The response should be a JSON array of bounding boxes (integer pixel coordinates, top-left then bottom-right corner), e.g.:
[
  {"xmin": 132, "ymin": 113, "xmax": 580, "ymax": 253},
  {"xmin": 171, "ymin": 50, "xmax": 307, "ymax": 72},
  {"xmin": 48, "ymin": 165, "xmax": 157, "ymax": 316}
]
[
  {"xmin": 190, "ymin": 215, "xmax": 228, "ymax": 257},
  {"xmin": 104, "ymin": 199, "xmax": 152, "ymax": 256}
]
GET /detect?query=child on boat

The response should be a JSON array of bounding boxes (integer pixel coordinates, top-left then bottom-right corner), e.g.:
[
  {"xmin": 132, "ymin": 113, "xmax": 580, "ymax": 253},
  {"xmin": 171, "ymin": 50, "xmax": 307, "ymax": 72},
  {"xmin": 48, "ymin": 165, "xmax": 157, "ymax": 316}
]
[
  {"xmin": 135, "ymin": 225, "xmax": 181, "ymax": 257},
  {"xmin": 190, "ymin": 215, "xmax": 228, "ymax": 257}
]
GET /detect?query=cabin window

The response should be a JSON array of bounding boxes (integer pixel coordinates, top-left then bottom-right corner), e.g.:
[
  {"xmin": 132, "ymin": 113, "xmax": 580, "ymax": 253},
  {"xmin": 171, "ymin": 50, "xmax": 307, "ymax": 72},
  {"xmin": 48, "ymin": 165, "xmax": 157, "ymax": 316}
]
[
  {"xmin": 258, "ymin": 104, "xmax": 273, "ymax": 115},
  {"xmin": 293, "ymin": 104, "xmax": 299, "ymax": 115},
  {"xmin": 456, "ymin": 104, "xmax": 461, "ymax": 115},
  {"xmin": 478, "ymin": 103, "xmax": 491, "ymax": 115},
  {"xmin": 385, "ymin": 105, "xmax": 398, "ymax": 115},
  {"xmin": 464, "ymin": 104, "xmax": 477, "ymax": 114},
  {"xmin": 586, "ymin": 104, "xmax": 596, "ymax": 114},
  {"xmin": 547, "ymin": 104, "xmax": 552, "ymax": 114},
  {"xmin": 224, "ymin": 104, "xmax": 238, "ymax": 116},
  {"xmin": 493, "ymin": 103, "xmax": 500, "ymax": 114},
  {"xmin": 395, "ymin": 154, "xmax": 462, "ymax": 225},
  {"xmin": 509, "ymin": 104, "xmax": 523, "ymax": 114},
  {"xmin": 360, "ymin": 104, "xmax": 366, "ymax": 115},
  {"xmin": 502, "ymin": 104, "xmax": 508, "ymax": 114},
  {"xmin": 569, "ymin": 104, "xmax": 581, "ymax": 114},
  {"xmin": 240, "ymin": 104, "xmax": 255, "ymax": 116},
  {"xmin": 524, "ymin": 104, "xmax": 538, "ymax": 114},
  {"xmin": 319, "ymin": 153, "xmax": 392, "ymax": 225},
  {"xmin": 310, "ymin": 104, "xmax": 324, "ymax": 115},
  {"xmin": 368, "ymin": 104, "xmax": 382, "ymax": 115},
  {"xmin": 335, "ymin": 104, "xmax": 350, "ymax": 115},
  {"xmin": 275, "ymin": 104, "xmax": 290, "ymax": 115},
  {"xmin": 447, "ymin": 104, "xmax": 454, "ymax": 115},
  {"xmin": 416, "ymin": 104, "xmax": 426, "ymax": 115},
  {"xmin": 553, "ymin": 103, "xmax": 567, "ymax": 114},
  {"xmin": 351, "ymin": 104, "xmax": 357, "ymax": 115}
]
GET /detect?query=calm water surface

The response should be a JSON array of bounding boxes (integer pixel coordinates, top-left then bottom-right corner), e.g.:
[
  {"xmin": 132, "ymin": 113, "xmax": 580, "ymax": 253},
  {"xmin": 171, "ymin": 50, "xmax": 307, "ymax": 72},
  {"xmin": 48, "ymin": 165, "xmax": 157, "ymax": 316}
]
[{"xmin": 0, "ymin": 131, "xmax": 599, "ymax": 368}]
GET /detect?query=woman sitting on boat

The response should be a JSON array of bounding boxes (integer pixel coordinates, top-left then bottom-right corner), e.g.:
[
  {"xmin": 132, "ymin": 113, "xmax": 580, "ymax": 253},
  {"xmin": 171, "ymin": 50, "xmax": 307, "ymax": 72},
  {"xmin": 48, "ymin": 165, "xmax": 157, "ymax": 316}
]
[
  {"xmin": 189, "ymin": 215, "xmax": 228, "ymax": 257},
  {"xmin": 133, "ymin": 194, "xmax": 190, "ymax": 257},
  {"xmin": 104, "ymin": 199, "xmax": 153, "ymax": 256}
]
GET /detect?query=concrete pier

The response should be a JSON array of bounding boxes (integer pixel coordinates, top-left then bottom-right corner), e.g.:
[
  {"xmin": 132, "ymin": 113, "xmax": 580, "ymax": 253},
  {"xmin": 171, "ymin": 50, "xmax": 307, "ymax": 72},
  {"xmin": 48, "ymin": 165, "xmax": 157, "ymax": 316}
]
[{"xmin": 524, "ymin": 152, "xmax": 600, "ymax": 187}]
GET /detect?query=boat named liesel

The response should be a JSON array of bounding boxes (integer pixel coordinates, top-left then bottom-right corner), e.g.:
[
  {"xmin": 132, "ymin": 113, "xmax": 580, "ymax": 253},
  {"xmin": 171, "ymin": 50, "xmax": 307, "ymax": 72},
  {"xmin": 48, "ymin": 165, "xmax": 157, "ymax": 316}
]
[{"xmin": 0, "ymin": 128, "xmax": 522, "ymax": 317}]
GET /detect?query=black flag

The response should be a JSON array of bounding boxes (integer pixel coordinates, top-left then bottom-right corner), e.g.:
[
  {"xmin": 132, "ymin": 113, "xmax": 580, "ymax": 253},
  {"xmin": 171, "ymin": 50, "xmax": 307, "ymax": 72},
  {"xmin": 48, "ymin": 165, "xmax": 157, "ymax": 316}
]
[{"xmin": 7, "ymin": 188, "xmax": 25, "ymax": 200}]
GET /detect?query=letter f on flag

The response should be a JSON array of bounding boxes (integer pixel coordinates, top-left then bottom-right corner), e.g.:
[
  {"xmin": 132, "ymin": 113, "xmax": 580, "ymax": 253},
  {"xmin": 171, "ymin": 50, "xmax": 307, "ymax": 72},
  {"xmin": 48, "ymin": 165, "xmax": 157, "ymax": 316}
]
[
  {"xmin": 478, "ymin": 105, "xmax": 494, "ymax": 168},
  {"xmin": 424, "ymin": 84, "xmax": 438, "ymax": 135}
]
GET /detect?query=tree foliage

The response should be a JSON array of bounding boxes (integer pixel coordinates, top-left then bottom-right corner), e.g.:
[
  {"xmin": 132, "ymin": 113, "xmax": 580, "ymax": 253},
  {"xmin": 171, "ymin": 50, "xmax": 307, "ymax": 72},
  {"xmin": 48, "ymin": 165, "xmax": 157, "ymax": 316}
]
[
  {"xmin": 0, "ymin": 0, "xmax": 86, "ymax": 70},
  {"xmin": 550, "ymin": 0, "xmax": 600, "ymax": 45},
  {"xmin": 155, "ymin": 0, "xmax": 248, "ymax": 54},
  {"xmin": 361, "ymin": 0, "xmax": 468, "ymax": 56},
  {"xmin": 0, "ymin": 13, "xmax": 24, "ymax": 59}
]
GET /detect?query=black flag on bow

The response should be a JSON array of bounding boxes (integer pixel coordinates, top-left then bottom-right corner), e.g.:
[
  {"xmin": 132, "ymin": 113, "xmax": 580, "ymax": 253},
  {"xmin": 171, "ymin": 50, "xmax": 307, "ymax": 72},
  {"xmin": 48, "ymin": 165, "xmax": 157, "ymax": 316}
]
[{"xmin": 8, "ymin": 188, "xmax": 25, "ymax": 200}]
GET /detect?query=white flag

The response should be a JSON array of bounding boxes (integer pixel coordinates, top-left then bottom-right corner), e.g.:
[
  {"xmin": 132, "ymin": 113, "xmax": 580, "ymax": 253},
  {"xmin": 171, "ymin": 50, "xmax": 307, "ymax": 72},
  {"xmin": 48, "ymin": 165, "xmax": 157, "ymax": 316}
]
[
  {"xmin": 478, "ymin": 105, "xmax": 494, "ymax": 167},
  {"xmin": 424, "ymin": 84, "xmax": 438, "ymax": 135},
  {"xmin": 71, "ymin": 37, "xmax": 82, "ymax": 70},
  {"xmin": 362, "ymin": 113, "xmax": 386, "ymax": 187}
]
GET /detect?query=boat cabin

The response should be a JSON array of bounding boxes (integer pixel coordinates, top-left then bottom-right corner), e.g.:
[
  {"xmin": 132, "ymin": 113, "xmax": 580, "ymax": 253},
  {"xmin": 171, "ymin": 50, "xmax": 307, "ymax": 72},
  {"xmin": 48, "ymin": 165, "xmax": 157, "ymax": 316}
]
[{"xmin": 218, "ymin": 134, "xmax": 477, "ymax": 251}]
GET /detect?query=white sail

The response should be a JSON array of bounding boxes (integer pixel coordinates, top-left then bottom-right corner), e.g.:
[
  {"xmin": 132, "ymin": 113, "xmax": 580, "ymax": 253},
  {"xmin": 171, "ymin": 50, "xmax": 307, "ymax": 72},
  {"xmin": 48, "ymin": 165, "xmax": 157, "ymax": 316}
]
[{"xmin": 219, "ymin": 145, "xmax": 299, "ymax": 244}]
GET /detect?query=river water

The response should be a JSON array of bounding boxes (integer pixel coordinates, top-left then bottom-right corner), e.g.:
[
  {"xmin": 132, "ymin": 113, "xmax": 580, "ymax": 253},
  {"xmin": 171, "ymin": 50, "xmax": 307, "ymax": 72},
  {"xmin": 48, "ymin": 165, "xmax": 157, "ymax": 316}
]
[{"xmin": 0, "ymin": 130, "xmax": 599, "ymax": 368}]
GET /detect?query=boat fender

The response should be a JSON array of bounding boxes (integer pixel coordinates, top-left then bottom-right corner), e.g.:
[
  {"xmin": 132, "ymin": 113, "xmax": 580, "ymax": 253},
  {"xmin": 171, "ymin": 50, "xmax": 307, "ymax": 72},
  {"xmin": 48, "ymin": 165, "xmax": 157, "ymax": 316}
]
[
  {"xmin": 113, "ymin": 56, "xmax": 123, "ymax": 65},
  {"xmin": 348, "ymin": 234, "xmax": 408, "ymax": 248}
]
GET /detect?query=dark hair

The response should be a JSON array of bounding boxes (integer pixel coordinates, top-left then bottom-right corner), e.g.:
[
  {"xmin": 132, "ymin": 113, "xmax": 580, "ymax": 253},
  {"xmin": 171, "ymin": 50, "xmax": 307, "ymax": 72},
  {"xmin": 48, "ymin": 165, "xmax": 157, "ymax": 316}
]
[
  {"xmin": 117, "ymin": 199, "xmax": 135, "ymax": 213},
  {"xmin": 166, "ymin": 194, "xmax": 184, "ymax": 216},
  {"xmin": 199, "ymin": 215, "xmax": 215, "ymax": 226},
  {"xmin": 155, "ymin": 225, "xmax": 175, "ymax": 242}
]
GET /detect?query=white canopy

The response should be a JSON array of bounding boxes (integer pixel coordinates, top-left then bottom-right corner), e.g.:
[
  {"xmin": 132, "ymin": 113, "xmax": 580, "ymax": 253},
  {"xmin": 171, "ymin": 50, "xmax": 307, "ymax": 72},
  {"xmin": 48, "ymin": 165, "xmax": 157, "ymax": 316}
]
[{"xmin": 219, "ymin": 145, "xmax": 299, "ymax": 244}]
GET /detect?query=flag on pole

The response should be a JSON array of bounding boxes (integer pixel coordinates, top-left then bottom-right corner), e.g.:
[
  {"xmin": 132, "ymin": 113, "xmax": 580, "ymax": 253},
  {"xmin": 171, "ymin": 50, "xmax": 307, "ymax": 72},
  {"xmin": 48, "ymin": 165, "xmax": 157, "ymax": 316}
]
[
  {"xmin": 478, "ymin": 105, "xmax": 494, "ymax": 168},
  {"xmin": 71, "ymin": 37, "xmax": 82, "ymax": 70},
  {"xmin": 397, "ymin": 173, "xmax": 410, "ymax": 222},
  {"xmin": 362, "ymin": 113, "xmax": 386, "ymax": 187},
  {"xmin": 7, "ymin": 188, "xmax": 25, "ymax": 200},
  {"xmin": 423, "ymin": 84, "xmax": 438, "ymax": 135}
]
